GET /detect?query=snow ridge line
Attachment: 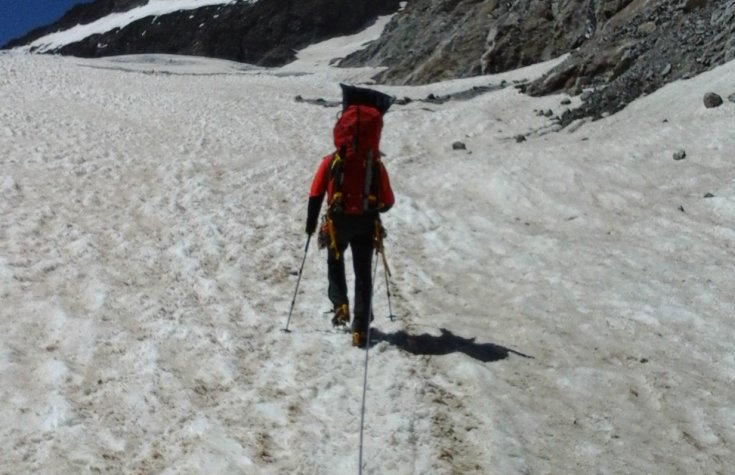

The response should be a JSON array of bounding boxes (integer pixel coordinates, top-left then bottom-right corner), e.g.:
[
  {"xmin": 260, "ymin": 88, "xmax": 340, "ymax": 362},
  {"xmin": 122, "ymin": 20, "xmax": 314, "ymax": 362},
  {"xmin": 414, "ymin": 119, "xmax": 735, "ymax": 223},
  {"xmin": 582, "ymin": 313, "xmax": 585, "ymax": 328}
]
[{"xmin": 28, "ymin": 1, "xmax": 249, "ymax": 52}]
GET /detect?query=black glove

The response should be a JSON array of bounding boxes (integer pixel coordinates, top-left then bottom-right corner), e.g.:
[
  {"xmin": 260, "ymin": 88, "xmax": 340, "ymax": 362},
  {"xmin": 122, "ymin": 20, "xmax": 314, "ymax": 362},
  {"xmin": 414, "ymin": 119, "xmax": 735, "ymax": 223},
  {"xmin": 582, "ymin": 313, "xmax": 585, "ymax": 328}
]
[{"xmin": 306, "ymin": 196, "xmax": 323, "ymax": 235}]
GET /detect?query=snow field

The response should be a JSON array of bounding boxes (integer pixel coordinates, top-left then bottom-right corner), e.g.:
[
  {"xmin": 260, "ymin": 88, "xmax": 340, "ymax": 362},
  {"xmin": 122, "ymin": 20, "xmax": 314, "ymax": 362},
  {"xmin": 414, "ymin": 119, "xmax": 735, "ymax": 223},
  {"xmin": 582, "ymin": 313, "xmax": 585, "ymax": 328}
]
[{"xmin": 1, "ymin": 46, "xmax": 734, "ymax": 474}]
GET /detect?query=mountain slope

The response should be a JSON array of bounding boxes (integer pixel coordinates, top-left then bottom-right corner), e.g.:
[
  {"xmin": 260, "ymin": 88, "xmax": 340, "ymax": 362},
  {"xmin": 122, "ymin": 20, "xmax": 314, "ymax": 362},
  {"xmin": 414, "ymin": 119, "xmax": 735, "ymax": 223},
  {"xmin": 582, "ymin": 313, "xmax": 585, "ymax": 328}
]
[
  {"xmin": 5, "ymin": 0, "xmax": 733, "ymax": 121},
  {"xmin": 342, "ymin": 0, "xmax": 735, "ymax": 120},
  {"xmin": 4, "ymin": 0, "xmax": 401, "ymax": 67},
  {"xmin": 2, "ymin": 0, "xmax": 149, "ymax": 49}
]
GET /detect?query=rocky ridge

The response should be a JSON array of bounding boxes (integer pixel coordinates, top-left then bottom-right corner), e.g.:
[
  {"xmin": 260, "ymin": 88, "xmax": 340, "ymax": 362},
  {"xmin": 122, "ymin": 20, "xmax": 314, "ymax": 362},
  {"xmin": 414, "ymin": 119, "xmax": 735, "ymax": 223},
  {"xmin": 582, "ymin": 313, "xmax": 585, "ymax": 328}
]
[
  {"xmin": 342, "ymin": 0, "xmax": 735, "ymax": 121},
  {"xmin": 525, "ymin": 0, "xmax": 735, "ymax": 124},
  {"xmin": 3, "ymin": 0, "xmax": 148, "ymax": 49},
  {"xmin": 4, "ymin": 0, "xmax": 400, "ymax": 67}
]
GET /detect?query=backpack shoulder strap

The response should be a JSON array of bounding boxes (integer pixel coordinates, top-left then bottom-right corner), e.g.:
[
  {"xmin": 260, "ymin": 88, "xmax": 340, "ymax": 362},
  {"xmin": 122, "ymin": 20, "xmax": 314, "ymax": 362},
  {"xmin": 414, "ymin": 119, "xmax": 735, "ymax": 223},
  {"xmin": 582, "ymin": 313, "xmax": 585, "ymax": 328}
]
[{"xmin": 328, "ymin": 149, "xmax": 345, "ymax": 209}]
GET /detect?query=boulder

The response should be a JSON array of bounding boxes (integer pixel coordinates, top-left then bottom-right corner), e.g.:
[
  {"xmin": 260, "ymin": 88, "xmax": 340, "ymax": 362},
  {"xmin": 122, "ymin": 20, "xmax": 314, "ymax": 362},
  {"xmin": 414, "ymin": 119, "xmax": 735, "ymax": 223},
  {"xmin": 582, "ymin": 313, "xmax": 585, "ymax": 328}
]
[{"xmin": 703, "ymin": 93, "xmax": 723, "ymax": 108}]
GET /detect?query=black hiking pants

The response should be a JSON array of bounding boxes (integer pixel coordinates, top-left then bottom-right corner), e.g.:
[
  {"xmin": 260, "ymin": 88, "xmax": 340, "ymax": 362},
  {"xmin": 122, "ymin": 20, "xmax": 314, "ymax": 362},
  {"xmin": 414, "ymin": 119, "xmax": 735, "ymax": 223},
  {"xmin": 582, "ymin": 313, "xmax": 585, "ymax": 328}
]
[{"xmin": 327, "ymin": 214, "xmax": 375, "ymax": 333}]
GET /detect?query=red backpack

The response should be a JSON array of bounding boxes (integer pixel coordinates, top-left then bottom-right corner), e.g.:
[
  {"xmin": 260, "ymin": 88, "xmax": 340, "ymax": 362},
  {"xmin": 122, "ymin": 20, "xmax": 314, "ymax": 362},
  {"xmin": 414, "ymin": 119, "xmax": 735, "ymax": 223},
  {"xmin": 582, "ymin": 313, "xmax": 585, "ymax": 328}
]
[{"xmin": 328, "ymin": 104, "xmax": 383, "ymax": 215}]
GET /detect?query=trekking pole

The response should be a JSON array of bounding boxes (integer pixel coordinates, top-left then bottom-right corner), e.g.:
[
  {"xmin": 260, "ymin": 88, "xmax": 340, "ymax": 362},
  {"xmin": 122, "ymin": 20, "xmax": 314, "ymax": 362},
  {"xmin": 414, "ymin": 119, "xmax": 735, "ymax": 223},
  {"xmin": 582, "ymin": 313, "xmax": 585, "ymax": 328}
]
[
  {"xmin": 380, "ymin": 247, "xmax": 395, "ymax": 321},
  {"xmin": 283, "ymin": 234, "xmax": 311, "ymax": 333},
  {"xmin": 374, "ymin": 220, "xmax": 395, "ymax": 321}
]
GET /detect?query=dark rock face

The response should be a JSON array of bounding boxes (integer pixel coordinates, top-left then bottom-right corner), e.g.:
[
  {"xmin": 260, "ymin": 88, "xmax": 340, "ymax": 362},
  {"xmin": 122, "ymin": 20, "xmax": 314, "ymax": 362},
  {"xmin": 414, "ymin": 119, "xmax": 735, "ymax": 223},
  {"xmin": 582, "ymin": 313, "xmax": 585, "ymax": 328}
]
[
  {"xmin": 5, "ymin": 0, "xmax": 401, "ymax": 67},
  {"xmin": 523, "ymin": 0, "xmax": 735, "ymax": 124},
  {"xmin": 340, "ymin": 0, "xmax": 499, "ymax": 83},
  {"xmin": 340, "ymin": 0, "xmax": 635, "ymax": 84},
  {"xmin": 342, "ymin": 0, "xmax": 735, "ymax": 122}
]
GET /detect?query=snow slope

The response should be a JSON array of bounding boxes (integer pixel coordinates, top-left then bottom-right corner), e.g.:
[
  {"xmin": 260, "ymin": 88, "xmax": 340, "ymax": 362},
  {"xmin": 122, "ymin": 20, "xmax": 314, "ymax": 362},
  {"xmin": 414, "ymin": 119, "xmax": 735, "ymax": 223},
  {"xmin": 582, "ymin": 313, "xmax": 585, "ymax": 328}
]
[
  {"xmin": 2, "ymin": 27, "xmax": 735, "ymax": 475},
  {"xmin": 27, "ymin": 0, "xmax": 245, "ymax": 53}
]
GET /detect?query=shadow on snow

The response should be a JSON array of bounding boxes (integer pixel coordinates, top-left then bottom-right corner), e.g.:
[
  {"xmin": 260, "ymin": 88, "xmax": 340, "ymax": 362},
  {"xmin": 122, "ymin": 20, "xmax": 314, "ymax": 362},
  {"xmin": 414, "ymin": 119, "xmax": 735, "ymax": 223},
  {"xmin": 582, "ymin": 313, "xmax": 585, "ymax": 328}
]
[{"xmin": 369, "ymin": 328, "xmax": 533, "ymax": 363}]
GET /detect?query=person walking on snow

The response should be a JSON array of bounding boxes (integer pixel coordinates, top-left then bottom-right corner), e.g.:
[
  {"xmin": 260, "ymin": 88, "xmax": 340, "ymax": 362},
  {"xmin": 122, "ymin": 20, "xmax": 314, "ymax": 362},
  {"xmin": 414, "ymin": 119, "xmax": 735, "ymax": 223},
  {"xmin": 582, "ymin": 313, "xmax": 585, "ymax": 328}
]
[{"xmin": 305, "ymin": 86, "xmax": 395, "ymax": 347}]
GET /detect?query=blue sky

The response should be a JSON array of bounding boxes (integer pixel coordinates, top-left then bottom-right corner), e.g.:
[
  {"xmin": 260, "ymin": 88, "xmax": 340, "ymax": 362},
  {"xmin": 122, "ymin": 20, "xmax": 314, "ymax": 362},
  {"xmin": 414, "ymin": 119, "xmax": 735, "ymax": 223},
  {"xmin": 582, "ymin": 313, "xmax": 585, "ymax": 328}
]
[{"xmin": 1, "ymin": 0, "xmax": 94, "ymax": 47}]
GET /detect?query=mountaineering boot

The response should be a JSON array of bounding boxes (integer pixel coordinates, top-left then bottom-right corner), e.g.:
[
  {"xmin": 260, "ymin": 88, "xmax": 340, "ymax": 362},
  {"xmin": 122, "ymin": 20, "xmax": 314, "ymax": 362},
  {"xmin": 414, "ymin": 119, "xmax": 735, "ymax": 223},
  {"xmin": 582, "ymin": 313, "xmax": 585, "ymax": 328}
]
[
  {"xmin": 352, "ymin": 330, "xmax": 366, "ymax": 348},
  {"xmin": 331, "ymin": 303, "xmax": 349, "ymax": 327}
]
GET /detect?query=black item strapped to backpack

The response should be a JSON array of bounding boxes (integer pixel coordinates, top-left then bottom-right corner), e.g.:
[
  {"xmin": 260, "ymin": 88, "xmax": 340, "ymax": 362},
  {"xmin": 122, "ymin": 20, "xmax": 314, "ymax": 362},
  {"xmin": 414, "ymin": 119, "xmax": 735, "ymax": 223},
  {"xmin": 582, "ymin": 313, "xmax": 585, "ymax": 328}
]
[{"xmin": 340, "ymin": 84, "xmax": 395, "ymax": 116}]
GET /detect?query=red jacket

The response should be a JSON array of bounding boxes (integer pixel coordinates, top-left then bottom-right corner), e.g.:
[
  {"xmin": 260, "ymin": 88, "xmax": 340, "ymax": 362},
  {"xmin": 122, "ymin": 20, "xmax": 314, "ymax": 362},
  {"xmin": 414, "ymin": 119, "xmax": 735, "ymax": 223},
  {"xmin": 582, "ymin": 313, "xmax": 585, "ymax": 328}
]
[
  {"xmin": 309, "ymin": 153, "xmax": 394, "ymax": 212},
  {"xmin": 305, "ymin": 153, "xmax": 394, "ymax": 235}
]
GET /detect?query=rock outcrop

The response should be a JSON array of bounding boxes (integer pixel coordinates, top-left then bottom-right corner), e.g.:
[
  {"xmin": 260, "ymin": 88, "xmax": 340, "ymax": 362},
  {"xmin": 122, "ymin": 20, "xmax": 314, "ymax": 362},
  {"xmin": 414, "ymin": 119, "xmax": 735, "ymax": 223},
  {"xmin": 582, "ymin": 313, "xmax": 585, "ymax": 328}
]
[
  {"xmin": 522, "ymin": 0, "xmax": 735, "ymax": 123},
  {"xmin": 341, "ymin": 0, "xmax": 636, "ymax": 84},
  {"xmin": 342, "ymin": 0, "xmax": 735, "ymax": 122}
]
